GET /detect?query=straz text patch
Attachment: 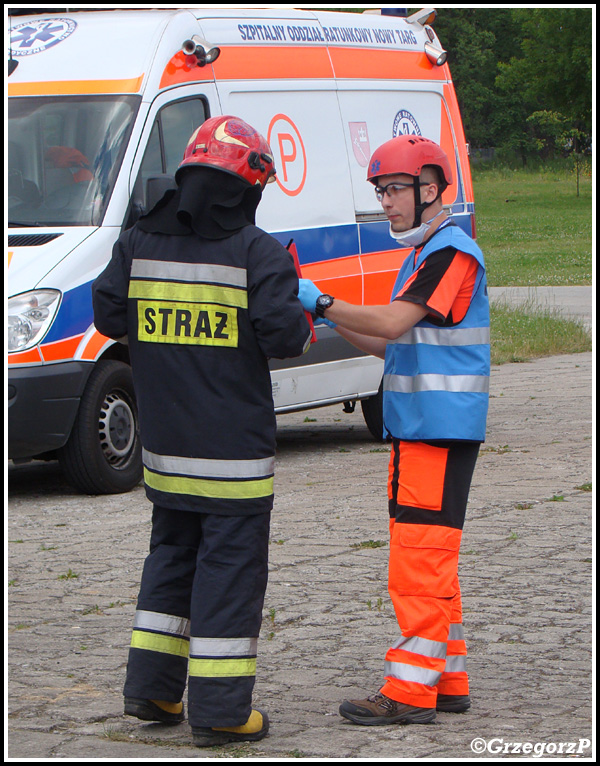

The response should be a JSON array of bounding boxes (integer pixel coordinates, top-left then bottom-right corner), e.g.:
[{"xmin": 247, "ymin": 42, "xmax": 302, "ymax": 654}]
[{"xmin": 137, "ymin": 300, "xmax": 238, "ymax": 347}]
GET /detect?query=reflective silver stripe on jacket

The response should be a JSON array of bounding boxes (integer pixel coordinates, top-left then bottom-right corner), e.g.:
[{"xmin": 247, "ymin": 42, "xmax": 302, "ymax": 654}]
[
  {"xmin": 384, "ymin": 373, "xmax": 490, "ymax": 394},
  {"xmin": 133, "ymin": 609, "xmax": 190, "ymax": 637},
  {"xmin": 143, "ymin": 449, "xmax": 275, "ymax": 480},
  {"xmin": 190, "ymin": 637, "xmax": 258, "ymax": 658},
  {"xmin": 384, "ymin": 660, "xmax": 442, "ymax": 687},
  {"xmin": 390, "ymin": 632, "xmax": 447, "ymax": 659},
  {"xmin": 131, "ymin": 259, "xmax": 247, "ymax": 287},
  {"xmin": 389, "ymin": 326, "xmax": 490, "ymax": 346}
]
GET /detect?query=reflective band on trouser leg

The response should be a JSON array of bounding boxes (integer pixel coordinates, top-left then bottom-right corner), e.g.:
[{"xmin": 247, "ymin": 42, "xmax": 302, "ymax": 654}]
[
  {"xmin": 381, "ymin": 593, "xmax": 452, "ymax": 708},
  {"xmin": 188, "ymin": 637, "xmax": 260, "ymax": 728},
  {"xmin": 125, "ymin": 609, "xmax": 191, "ymax": 702},
  {"xmin": 437, "ymin": 581, "xmax": 469, "ymax": 696},
  {"xmin": 187, "ymin": 512, "xmax": 270, "ymax": 728},
  {"xmin": 189, "ymin": 637, "xmax": 258, "ymax": 678},
  {"xmin": 382, "ymin": 440, "xmax": 472, "ymax": 708},
  {"xmin": 382, "ymin": 524, "xmax": 462, "ymax": 707}
]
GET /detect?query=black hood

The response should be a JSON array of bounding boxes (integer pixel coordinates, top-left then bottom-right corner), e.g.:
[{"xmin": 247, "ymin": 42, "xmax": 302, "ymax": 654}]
[{"xmin": 136, "ymin": 166, "xmax": 263, "ymax": 240}]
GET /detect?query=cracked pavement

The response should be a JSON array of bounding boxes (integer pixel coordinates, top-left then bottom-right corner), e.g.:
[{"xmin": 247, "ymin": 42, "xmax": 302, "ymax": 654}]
[{"xmin": 7, "ymin": 352, "xmax": 593, "ymax": 760}]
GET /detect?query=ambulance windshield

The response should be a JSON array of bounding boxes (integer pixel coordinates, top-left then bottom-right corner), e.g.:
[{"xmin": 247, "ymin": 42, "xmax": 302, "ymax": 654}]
[{"xmin": 8, "ymin": 95, "xmax": 140, "ymax": 227}]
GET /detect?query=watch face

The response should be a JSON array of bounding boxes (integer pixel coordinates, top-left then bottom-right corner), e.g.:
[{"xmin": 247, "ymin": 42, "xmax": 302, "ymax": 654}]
[{"xmin": 316, "ymin": 294, "xmax": 334, "ymax": 317}]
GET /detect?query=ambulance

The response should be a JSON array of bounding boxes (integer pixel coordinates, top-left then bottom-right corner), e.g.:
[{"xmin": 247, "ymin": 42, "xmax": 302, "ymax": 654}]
[{"xmin": 7, "ymin": 7, "xmax": 476, "ymax": 494}]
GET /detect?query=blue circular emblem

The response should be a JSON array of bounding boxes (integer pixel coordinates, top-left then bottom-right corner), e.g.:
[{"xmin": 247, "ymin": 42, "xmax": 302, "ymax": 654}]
[
  {"xmin": 392, "ymin": 110, "xmax": 422, "ymax": 138},
  {"xmin": 10, "ymin": 18, "xmax": 77, "ymax": 57}
]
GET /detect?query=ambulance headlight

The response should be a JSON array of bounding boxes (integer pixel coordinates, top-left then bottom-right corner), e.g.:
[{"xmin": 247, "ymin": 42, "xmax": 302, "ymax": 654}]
[{"xmin": 8, "ymin": 289, "xmax": 61, "ymax": 352}]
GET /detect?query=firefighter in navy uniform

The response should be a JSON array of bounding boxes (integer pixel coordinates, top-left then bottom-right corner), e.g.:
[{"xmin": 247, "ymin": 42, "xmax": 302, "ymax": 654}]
[{"xmin": 92, "ymin": 116, "xmax": 311, "ymax": 748}]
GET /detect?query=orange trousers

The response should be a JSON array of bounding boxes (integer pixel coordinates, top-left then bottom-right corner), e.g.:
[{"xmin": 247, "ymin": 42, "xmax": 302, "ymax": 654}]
[{"xmin": 381, "ymin": 439, "xmax": 479, "ymax": 709}]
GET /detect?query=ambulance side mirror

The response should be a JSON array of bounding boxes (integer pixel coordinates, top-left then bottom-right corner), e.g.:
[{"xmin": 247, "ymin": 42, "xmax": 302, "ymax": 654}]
[{"xmin": 123, "ymin": 175, "xmax": 176, "ymax": 231}]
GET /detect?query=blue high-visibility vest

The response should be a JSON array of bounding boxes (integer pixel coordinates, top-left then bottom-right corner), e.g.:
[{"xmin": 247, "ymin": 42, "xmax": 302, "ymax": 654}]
[{"xmin": 383, "ymin": 224, "xmax": 490, "ymax": 442}]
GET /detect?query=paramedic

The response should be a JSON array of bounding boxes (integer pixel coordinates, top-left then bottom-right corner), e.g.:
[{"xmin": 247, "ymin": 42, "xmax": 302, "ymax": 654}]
[
  {"xmin": 298, "ymin": 135, "xmax": 490, "ymax": 726},
  {"xmin": 92, "ymin": 116, "xmax": 311, "ymax": 747}
]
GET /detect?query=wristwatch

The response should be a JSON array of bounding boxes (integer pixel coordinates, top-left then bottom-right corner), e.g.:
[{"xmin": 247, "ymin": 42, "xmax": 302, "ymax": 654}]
[{"xmin": 315, "ymin": 293, "xmax": 335, "ymax": 318}]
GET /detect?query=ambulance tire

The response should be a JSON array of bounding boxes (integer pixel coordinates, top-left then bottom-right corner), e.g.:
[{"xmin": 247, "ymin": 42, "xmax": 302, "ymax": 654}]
[
  {"xmin": 360, "ymin": 380, "xmax": 385, "ymax": 442},
  {"xmin": 58, "ymin": 360, "xmax": 142, "ymax": 495}
]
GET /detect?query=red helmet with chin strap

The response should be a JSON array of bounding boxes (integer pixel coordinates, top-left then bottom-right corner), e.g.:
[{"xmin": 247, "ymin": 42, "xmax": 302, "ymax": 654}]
[
  {"xmin": 367, "ymin": 135, "xmax": 453, "ymax": 227},
  {"xmin": 176, "ymin": 115, "xmax": 276, "ymax": 188},
  {"xmin": 367, "ymin": 134, "xmax": 453, "ymax": 189}
]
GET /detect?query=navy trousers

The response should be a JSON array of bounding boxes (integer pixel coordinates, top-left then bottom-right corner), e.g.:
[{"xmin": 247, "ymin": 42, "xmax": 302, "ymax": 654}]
[{"xmin": 124, "ymin": 505, "xmax": 271, "ymax": 727}]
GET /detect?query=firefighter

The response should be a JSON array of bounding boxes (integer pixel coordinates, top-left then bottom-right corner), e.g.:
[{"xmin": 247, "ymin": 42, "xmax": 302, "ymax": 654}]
[
  {"xmin": 92, "ymin": 116, "xmax": 311, "ymax": 747},
  {"xmin": 298, "ymin": 135, "xmax": 490, "ymax": 725}
]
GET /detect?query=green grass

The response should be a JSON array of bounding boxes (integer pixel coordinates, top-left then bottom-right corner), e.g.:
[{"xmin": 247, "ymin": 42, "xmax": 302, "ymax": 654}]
[
  {"xmin": 490, "ymin": 300, "xmax": 591, "ymax": 365},
  {"xmin": 472, "ymin": 166, "xmax": 592, "ymax": 286}
]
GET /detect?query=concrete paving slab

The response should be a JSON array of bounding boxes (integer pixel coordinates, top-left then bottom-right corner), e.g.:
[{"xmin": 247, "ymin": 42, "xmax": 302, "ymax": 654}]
[{"xmin": 489, "ymin": 286, "xmax": 593, "ymax": 330}]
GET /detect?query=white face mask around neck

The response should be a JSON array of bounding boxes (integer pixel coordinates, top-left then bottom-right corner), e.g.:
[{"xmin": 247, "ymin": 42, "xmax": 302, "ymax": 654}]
[{"xmin": 389, "ymin": 209, "xmax": 445, "ymax": 248}]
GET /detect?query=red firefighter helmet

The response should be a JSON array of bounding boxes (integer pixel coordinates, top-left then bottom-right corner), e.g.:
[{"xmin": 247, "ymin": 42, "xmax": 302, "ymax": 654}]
[
  {"xmin": 176, "ymin": 115, "xmax": 276, "ymax": 188},
  {"xmin": 367, "ymin": 135, "xmax": 453, "ymax": 190}
]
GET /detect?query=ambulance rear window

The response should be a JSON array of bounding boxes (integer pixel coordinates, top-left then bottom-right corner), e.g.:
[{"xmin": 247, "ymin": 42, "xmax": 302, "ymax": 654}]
[{"xmin": 8, "ymin": 94, "xmax": 140, "ymax": 227}]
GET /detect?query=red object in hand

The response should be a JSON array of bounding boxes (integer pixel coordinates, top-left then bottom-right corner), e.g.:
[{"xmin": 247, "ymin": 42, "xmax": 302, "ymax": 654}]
[{"xmin": 287, "ymin": 241, "xmax": 317, "ymax": 344}]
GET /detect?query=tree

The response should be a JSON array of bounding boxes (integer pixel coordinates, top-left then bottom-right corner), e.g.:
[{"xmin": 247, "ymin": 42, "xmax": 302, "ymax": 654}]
[
  {"xmin": 433, "ymin": 7, "xmax": 592, "ymax": 160},
  {"xmin": 494, "ymin": 8, "xmax": 592, "ymax": 160},
  {"xmin": 433, "ymin": 8, "xmax": 521, "ymax": 149}
]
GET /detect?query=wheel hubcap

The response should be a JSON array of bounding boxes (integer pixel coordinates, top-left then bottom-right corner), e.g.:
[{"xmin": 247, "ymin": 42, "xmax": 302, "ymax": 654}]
[{"xmin": 99, "ymin": 391, "xmax": 135, "ymax": 466}]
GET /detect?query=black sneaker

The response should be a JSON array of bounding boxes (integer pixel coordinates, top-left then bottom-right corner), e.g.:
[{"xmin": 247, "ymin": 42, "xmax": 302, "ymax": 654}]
[
  {"xmin": 436, "ymin": 694, "xmax": 471, "ymax": 713},
  {"xmin": 123, "ymin": 697, "xmax": 185, "ymax": 725},
  {"xmin": 339, "ymin": 692, "xmax": 436, "ymax": 726},
  {"xmin": 192, "ymin": 708, "xmax": 269, "ymax": 747}
]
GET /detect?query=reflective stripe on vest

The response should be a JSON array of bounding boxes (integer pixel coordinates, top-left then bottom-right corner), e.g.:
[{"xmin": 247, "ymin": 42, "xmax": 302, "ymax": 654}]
[
  {"xmin": 383, "ymin": 225, "xmax": 490, "ymax": 442},
  {"xmin": 389, "ymin": 326, "xmax": 490, "ymax": 347},
  {"xmin": 384, "ymin": 372, "xmax": 490, "ymax": 395}
]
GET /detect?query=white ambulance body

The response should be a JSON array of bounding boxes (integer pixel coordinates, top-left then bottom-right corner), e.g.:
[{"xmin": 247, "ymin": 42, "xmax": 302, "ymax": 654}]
[{"xmin": 7, "ymin": 7, "xmax": 476, "ymax": 493}]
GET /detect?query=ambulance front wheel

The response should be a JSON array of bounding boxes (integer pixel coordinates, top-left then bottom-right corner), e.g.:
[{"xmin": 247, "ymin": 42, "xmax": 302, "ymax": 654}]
[
  {"xmin": 58, "ymin": 360, "xmax": 143, "ymax": 494},
  {"xmin": 360, "ymin": 380, "xmax": 385, "ymax": 442}
]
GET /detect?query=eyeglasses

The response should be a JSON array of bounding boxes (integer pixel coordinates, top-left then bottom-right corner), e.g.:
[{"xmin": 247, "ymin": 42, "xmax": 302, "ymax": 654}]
[{"xmin": 374, "ymin": 181, "xmax": 426, "ymax": 202}]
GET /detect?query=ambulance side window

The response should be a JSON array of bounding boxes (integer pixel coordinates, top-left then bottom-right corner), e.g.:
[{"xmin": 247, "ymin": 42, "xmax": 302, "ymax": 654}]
[
  {"xmin": 139, "ymin": 122, "xmax": 162, "ymax": 191},
  {"xmin": 127, "ymin": 97, "xmax": 208, "ymax": 228},
  {"xmin": 161, "ymin": 99, "xmax": 207, "ymax": 176}
]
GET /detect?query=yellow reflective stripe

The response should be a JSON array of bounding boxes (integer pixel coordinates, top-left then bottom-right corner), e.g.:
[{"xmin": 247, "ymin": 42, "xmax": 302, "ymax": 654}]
[
  {"xmin": 188, "ymin": 657, "xmax": 257, "ymax": 678},
  {"xmin": 144, "ymin": 468, "xmax": 274, "ymax": 500},
  {"xmin": 128, "ymin": 280, "xmax": 248, "ymax": 308},
  {"xmin": 131, "ymin": 629, "xmax": 190, "ymax": 658}
]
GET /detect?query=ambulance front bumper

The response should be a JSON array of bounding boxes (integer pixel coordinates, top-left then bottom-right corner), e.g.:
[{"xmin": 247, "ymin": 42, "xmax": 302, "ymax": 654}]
[{"xmin": 8, "ymin": 361, "xmax": 93, "ymax": 459}]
